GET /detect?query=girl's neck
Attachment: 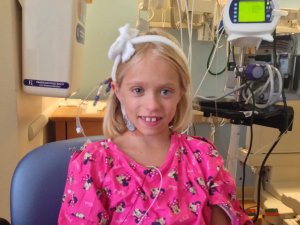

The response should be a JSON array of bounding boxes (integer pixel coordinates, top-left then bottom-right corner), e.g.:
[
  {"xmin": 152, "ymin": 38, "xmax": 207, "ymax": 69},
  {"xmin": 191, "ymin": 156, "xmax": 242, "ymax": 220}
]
[
  {"xmin": 126, "ymin": 129, "xmax": 171, "ymax": 145},
  {"xmin": 113, "ymin": 131, "xmax": 172, "ymax": 167}
]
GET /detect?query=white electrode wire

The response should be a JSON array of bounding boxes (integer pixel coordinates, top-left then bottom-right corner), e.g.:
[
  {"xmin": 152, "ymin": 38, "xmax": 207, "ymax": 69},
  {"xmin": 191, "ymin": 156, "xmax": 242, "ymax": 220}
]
[
  {"xmin": 222, "ymin": 42, "xmax": 231, "ymax": 95},
  {"xmin": 206, "ymin": 21, "xmax": 213, "ymax": 37},
  {"xmin": 243, "ymin": 83, "xmax": 267, "ymax": 104},
  {"xmin": 241, "ymin": 64, "xmax": 283, "ymax": 109},
  {"xmin": 148, "ymin": 0, "xmax": 155, "ymax": 21},
  {"xmin": 242, "ymin": 66, "xmax": 269, "ymax": 107},
  {"xmin": 219, "ymin": 118, "xmax": 226, "ymax": 126},
  {"xmin": 217, "ymin": 18, "xmax": 225, "ymax": 33},
  {"xmin": 214, "ymin": 25, "xmax": 222, "ymax": 98},
  {"xmin": 176, "ymin": 0, "xmax": 183, "ymax": 47},
  {"xmin": 242, "ymin": 78, "xmax": 270, "ymax": 104},
  {"xmin": 76, "ymin": 85, "xmax": 100, "ymax": 137},
  {"xmin": 161, "ymin": 9, "xmax": 166, "ymax": 27},
  {"xmin": 161, "ymin": 4, "xmax": 170, "ymax": 28},
  {"xmin": 208, "ymin": 117, "xmax": 216, "ymax": 143},
  {"xmin": 188, "ymin": 0, "xmax": 195, "ymax": 70},
  {"xmin": 242, "ymin": 64, "xmax": 275, "ymax": 109},
  {"xmin": 249, "ymin": 117, "xmax": 293, "ymax": 156},
  {"xmin": 184, "ymin": 0, "xmax": 191, "ymax": 41},
  {"xmin": 184, "ymin": 0, "xmax": 193, "ymax": 68},
  {"xmin": 137, "ymin": 166, "xmax": 163, "ymax": 225},
  {"xmin": 216, "ymin": 0, "xmax": 223, "ymax": 18},
  {"xmin": 196, "ymin": 83, "xmax": 247, "ymax": 101},
  {"xmin": 260, "ymin": 64, "xmax": 275, "ymax": 108},
  {"xmin": 148, "ymin": 8, "xmax": 155, "ymax": 21},
  {"xmin": 193, "ymin": 27, "xmax": 225, "ymax": 99},
  {"xmin": 272, "ymin": 66, "xmax": 283, "ymax": 103}
]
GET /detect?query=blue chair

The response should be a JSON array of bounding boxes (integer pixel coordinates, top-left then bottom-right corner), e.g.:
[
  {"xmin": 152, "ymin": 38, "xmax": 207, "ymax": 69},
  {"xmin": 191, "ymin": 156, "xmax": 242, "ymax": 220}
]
[{"xmin": 9, "ymin": 136, "xmax": 102, "ymax": 225}]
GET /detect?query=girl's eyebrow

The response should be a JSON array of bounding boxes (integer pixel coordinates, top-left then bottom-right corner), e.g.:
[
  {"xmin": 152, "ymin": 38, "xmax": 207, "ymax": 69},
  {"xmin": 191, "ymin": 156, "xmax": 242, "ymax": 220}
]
[{"xmin": 126, "ymin": 80, "xmax": 178, "ymax": 86}]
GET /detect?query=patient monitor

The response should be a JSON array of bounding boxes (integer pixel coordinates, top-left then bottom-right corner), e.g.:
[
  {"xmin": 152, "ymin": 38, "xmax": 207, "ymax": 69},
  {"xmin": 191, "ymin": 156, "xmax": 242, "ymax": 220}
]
[{"xmin": 223, "ymin": 0, "xmax": 287, "ymax": 47}]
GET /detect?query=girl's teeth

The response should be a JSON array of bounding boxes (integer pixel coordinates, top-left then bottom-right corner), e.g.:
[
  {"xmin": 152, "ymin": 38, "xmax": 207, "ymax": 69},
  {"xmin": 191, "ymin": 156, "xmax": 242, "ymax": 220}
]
[
  {"xmin": 151, "ymin": 118, "xmax": 157, "ymax": 122},
  {"xmin": 145, "ymin": 117, "xmax": 157, "ymax": 122}
]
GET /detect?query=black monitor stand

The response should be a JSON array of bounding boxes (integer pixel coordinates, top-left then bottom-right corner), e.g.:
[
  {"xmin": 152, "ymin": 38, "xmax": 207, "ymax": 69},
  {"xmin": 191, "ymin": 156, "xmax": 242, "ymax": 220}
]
[{"xmin": 194, "ymin": 98, "xmax": 294, "ymax": 133}]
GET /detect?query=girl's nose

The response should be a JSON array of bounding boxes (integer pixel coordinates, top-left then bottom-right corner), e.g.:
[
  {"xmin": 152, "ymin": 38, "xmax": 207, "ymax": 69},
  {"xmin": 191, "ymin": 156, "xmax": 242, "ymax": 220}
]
[{"xmin": 145, "ymin": 93, "xmax": 160, "ymax": 111}]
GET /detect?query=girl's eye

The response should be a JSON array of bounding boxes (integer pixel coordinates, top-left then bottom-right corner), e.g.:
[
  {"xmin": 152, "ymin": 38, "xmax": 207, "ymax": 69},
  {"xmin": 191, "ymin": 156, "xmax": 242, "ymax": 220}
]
[
  {"xmin": 161, "ymin": 89, "xmax": 172, "ymax": 96},
  {"xmin": 132, "ymin": 87, "xmax": 144, "ymax": 95}
]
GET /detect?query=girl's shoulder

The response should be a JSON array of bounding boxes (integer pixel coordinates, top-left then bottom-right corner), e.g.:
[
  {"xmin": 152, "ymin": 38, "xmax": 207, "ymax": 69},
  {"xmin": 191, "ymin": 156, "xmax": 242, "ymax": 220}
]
[
  {"xmin": 66, "ymin": 138, "xmax": 119, "ymax": 177},
  {"xmin": 69, "ymin": 138, "xmax": 113, "ymax": 162},
  {"xmin": 175, "ymin": 132, "xmax": 216, "ymax": 148}
]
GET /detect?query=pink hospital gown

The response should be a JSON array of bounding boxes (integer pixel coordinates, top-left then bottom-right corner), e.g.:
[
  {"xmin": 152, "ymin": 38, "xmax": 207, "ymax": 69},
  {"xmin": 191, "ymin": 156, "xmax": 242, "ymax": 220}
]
[{"xmin": 58, "ymin": 133, "xmax": 253, "ymax": 225}]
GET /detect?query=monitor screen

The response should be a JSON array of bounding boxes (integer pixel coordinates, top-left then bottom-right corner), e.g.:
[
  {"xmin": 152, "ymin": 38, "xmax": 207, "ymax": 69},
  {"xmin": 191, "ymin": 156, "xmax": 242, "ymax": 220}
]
[{"xmin": 238, "ymin": 0, "xmax": 266, "ymax": 23}]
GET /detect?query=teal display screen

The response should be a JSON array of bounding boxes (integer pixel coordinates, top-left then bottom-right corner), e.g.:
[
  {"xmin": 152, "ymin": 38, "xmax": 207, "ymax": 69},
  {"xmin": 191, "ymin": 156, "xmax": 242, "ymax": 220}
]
[{"xmin": 238, "ymin": 1, "xmax": 266, "ymax": 22}]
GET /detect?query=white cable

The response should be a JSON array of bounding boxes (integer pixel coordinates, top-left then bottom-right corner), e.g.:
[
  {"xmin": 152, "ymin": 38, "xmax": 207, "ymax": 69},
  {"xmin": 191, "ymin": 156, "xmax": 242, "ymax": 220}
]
[
  {"xmin": 184, "ymin": 0, "xmax": 191, "ymax": 38},
  {"xmin": 250, "ymin": 118, "xmax": 294, "ymax": 156},
  {"xmin": 209, "ymin": 117, "xmax": 216, "ymax": 143},
  {"xmin": 241, "ymin": 65, "xmax": 269, "ymax": 107},
  {"xmin": 241, "ymin": 64, "xmax": 283, "ymax": 109},
  {"xmin": 214, "ymin": 23, "xmax": 221, "ymax": 101},
  {"xmin": 272, "ymin": 66, "xmax": 283, "ymax": 103},
  {"xmin": 204, "ymin": 22, "xmax": 214, "ymax": 38},
  {"xmin": 264, "ymin": 64, "xmax": 275, "ymax": 107},
  {"xmin": 245, "ymin": 64, "xmax": 276, "ymax": 108},
  {"xmin": 161, "ymin": 8, "xmax": 166, "ymax": 27},
  {"xmin": 137, "ymin": 166, "xmax": 163, "ymax": 225},
  {"xmin": 242, "ymin": 80, "xmax": 269, "ymax": 105},
  {"xmin": 243, "ymin": 83, "xmax": 264, "ymax": 105},
  {"xmin": 176, "ymin": 0, "xmax": 183, "ymax": 47},
  {"xmin": 75, "ymin": 85, "xmax": 100, "ymax": 137},
  {"xmin": 193, "ymin": 28, "xmax": 225, "ymax": 99},
  {"xmin": 188, "ymin": 0, "xmax": 195, "ymax": 70},
  {"xmin": 184, "ymin": 0, "xmax": 192, "ymax": 68},
  {"xmin": 196, "ymin": 82, "xmax": 246, "ymax": 101},
  {"xmin": 219, "ymin": 118, "xmax": 226, "ymax": 126},
  {"xmin": 182, "ymin": 0, "xmax": 194, "ymax": 69},
  {"xmin": 148, "ymin": 8, "xmax": 155, "ymax": 21}
]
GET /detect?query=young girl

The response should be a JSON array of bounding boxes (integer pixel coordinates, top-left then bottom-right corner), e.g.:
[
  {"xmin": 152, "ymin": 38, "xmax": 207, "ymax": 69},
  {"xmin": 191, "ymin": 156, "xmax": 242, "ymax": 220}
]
[{"xmin": 58, "ymin": 24, "xmax": 252, "ymax": 225}]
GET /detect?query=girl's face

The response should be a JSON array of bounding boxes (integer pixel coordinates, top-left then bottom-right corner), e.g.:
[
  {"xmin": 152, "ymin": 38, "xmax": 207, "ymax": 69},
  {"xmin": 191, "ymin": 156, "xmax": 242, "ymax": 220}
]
[{"xmin": 114, "ymin": 51, "xmax": 183, "ymax": 137}]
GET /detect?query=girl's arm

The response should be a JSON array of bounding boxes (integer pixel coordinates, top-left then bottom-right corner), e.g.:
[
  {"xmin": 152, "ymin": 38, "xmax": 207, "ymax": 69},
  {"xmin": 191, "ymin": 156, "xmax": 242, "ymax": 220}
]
[{"xmin": 211, "ymin": 206, "xmax": 231, "ymax": 225}]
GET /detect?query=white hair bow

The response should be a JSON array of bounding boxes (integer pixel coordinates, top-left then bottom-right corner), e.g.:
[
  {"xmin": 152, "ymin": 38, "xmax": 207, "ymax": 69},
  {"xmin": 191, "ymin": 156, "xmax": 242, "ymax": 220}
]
[
  {"xmin": 108, "ymin": 24, "xmax": 139, "ymax": 63},
  {"xmin": 108, "ymin": 24, "xmax": 188, "ymax": 81}
]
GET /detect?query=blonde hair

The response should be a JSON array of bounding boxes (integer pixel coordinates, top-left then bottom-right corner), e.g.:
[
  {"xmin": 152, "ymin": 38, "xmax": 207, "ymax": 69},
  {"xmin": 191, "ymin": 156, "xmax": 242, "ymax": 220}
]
[{"xmin": 103, "ymin": 28, "xmax": 193, "ymax": 138}]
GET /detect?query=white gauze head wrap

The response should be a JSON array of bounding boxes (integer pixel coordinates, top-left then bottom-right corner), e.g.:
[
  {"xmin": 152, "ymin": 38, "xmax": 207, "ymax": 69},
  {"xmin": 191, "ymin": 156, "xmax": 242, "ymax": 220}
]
[{"xmin": 108, "ymin": 24, "xmax": 188, "ymax": 81}]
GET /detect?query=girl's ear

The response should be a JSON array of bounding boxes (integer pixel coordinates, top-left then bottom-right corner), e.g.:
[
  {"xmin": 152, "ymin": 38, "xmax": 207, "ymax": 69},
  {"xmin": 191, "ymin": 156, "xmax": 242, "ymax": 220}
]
[{"xmin": 112, "ymin": 81, "xmax": 122, "ymax": 101}]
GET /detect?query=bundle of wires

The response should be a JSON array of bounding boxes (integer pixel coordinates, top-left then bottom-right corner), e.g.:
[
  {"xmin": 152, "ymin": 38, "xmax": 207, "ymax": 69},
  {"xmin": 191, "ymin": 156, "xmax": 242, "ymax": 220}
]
[{"xmin": 241, "ymin": 64, "xmax": 283, "ymax": 109}]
